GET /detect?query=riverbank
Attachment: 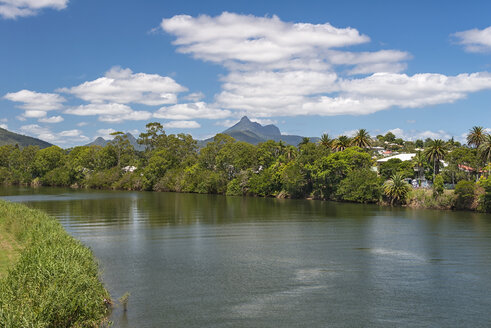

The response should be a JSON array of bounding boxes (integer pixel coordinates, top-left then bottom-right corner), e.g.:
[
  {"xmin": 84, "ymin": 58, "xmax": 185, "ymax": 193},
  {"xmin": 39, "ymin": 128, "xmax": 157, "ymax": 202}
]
[{"xmin": 0, "ymin": 200, "xmax": 110, "ymax": 327}]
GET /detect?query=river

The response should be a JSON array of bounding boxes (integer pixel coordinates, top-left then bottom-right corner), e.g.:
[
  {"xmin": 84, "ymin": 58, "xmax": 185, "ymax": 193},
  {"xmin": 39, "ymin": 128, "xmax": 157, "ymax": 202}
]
[{"xmin": 1, "ymin": 186, "xmax": 491, "ymax": 327}]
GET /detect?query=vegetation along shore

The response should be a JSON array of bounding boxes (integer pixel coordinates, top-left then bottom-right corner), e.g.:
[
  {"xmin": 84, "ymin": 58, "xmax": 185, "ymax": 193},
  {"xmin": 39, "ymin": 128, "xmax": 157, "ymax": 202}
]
[
  {"xmin": 0, "ymin": 123, "xmax": 489, "ymax": 213},
  {"xmin": 0, "ymin": 200, "xmax": 110, "ymax": 327}
]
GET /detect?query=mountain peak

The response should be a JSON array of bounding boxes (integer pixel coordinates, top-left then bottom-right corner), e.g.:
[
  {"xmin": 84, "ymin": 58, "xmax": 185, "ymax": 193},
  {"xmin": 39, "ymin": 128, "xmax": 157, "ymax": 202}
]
[{"xmin": 240, "ymin": 116, "xmax": 251, "ymax": 122}]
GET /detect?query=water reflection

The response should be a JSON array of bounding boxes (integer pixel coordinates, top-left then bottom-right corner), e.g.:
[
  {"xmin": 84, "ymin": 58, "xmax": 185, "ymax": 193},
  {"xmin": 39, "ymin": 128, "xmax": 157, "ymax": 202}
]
[{"xmin": 1, "ymin": 186, "xmax": 491, "ymax": 327}]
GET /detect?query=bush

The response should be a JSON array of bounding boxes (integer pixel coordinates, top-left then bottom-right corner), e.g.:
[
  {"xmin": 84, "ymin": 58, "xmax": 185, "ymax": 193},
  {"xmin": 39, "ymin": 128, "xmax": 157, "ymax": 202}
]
[
  {"xmin": 336, "ymin": 168, "xmax": 381, "ymax": 203},
  {"xmin": 0, "ymin": 200, "xmax": 110, "ymax": 327},
  {"xmin": 454, "ymin": 180, "xmax": 476, "ymax": 210},
  {"xmin": 409, "ymin": 189, "xmax": 455, "ymax": 209},
  {"xmin": 226, "ymin": 178, "xmax": 242, "ymax": 196},
  {"xmin": 41, "ymin": 167, "xmax": 72, "ymax": 187},
  {"xmin": 433, "ymin": 174, "xmax": 444, "ymax": 198},
  {"xmin": 83, "ymin": 167, "xmax": 121, "ymax": 189},
  {"xmin": 477, "ymin": 176, "xmax": 491, "ymax": 213}
]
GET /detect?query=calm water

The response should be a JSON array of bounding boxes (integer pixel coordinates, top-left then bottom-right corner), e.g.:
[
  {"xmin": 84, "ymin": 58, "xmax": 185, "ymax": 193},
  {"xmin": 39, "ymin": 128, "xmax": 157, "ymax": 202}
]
[{"xmin": 1, "ymin": 186, "xmax": 491, "ymax": 327}]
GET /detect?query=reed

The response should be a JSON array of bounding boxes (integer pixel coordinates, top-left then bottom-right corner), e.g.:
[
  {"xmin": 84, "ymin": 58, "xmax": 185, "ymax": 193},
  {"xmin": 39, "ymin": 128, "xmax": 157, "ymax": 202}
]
[{"xmin": 0, "ymin": 200, "xmax": 111, "ymax": 327}]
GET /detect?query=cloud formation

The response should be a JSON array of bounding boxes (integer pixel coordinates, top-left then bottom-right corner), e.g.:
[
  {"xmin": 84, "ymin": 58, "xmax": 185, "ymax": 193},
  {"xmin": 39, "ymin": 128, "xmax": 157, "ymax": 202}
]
[
  {"xmin": 38, "ymin": 115, "xmax": 64, "ymax": 123},
  {"xmin": 453, "ymin": 26, "xmax": 491, "ymax": 53},
  {"xmin": 19, "ymin": 124, "xmax": 88, "ymax": 145},
  {"xmin": 154, "ymin": 102, "xmax": 231, "ymax": 120},
  {"xmin": 162, "ymin": 120, "xmax": 200, "ymax": 129},
  {"xmin": 0, "ymin": 0, "xmax": 68, "ymax": 19},
  {"xmin": 59, "ymin": 66, "xmax": 187, "ymax": 106},
  {"xmin": 4, "ymin": 89, "xmax": 65, "ymax": 111},
  {"xmin": 162, "ymin": 13, "xmax": 491, "ymax": 118},
  {"xmin": 65, "ymin": 103, "xmax": 152, "ymax": 123},
  {"xmin": 161, "ymin": 12, "xmax": 369, "ymax": 64}
]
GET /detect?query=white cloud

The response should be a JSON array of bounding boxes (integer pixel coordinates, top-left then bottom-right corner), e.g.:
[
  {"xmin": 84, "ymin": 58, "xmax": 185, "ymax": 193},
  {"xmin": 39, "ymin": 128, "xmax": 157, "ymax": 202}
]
[
  {"xmin": 161, "ymin": 12, "xmax": 369, "ymax": 64},
  {"xmin": 250, "ymin": 117, "xmax": 277, "ymax": 125},
  {"xmin": 162, "ymin": 120, "xmax": 200, "ymax": 129},
  {"xmin": 183, "ymin": 92, "xmax": 205, "ymax": 101},
  {"xmin": 76, "ymin": 121, "xmax": 88, "ymax": 127},
  {"xmin": 453, "ymin": 26, "xmax": 491, "ymax": 53},
  {"xmin": 59, "ymin": 66, "xmax": 187, "ymax": 106},
  {"xmin": 0, "ymin": 0, "xmax": 68, "ymax": 19},
  {"xmin": 0, "ymin": 123, "xmax": 7, "ymax": 129},
  {"xmin": 154, "ymin": 102, "xmax": 231, "ymax": 120},
  {"xmin": 161, "ymin": 13, "xmax": 491, "ymax": 118},
  {"xmin": 19, "ymin": 124, "xmax": 89, "ymax": 145},
  {"xmin": 214, "ymin": 119, "xmax": 239, "ymax": 127},
  {"xmin": 4, "ymin": 89, "xmax": 65, "ymax": 111},
  {"xmin": 24, "ymin": 110, "xmax": 47, "ymax": 118},
  {"xmin": 99, "ymin": 111, "xmax": 152, "ymax": 123},
  {"xmin": 387, "ymin": 128, "xmax": 452, "ymax": 141},
  {"xmin": 327, "ymin": 50, "xmax": 411, "ymax": 75},
  {"xmin": 38, "ymin": 115, "xmax": 64, "ymax": 123},
  {"xmin": 96, "ymin": 128, "xmax": 117, "ymax": 140},
  {"xmin": 0, "ymin": 118, "xmax": 7, "ymax": 122},
  {"xmin": 216, "ymin": 70, "xmax": 337, "ymax": 115},
  {"xmin": 65, "ymin": 103, "xmax": 152, "ymax": 123}
]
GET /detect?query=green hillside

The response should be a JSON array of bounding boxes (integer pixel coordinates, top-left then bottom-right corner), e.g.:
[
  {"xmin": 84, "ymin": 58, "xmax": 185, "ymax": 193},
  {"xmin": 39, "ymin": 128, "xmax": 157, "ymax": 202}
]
[{"xmin": 0, "ymin": 128, "xmax": 53, "ymax": 149}]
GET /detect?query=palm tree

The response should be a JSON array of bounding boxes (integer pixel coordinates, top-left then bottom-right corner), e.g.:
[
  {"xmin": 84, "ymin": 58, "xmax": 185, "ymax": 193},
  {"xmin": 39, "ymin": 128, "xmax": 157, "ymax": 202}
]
[
  {"xmin": 467, "ymin": 126, "xmax": 486, "ymax": 148},
  {"xmin": 424, "ymin": 139, "xmax": 446, "ymax": 181},
  {"xmin": 299, "ymin": 137, "xmax": 310, "ymax": 146},
  {"xmin": 333, "ymin": 136, "xmax": 351, "ymax": 152},
  {"xmin": 319, "ymin": 133, "xmax": 333, "ymax": 149},
  {"xmin": 383, "ymin": 173, "xmax": 412, "ymax": 205},
  {"xmin": 351, "ymin": 129, "xmax": 372, "ymax": 148},
  {"xmin": 412, "ymin": 151, "xmax": 426, "ymax": 185},
  {"xmin": 479, "ymin": 134, "xmax": 491, "ymax": 167}
]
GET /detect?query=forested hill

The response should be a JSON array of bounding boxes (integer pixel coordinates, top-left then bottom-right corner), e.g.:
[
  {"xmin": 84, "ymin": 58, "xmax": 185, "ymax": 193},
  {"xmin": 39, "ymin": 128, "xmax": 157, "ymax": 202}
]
[
  {"xmin": 201, "ymin": 116, "xmax": 319, "ymax": 146},
  {"xmin": 0, "ymin": 127, "xmax": 52, "ymax": 149}
]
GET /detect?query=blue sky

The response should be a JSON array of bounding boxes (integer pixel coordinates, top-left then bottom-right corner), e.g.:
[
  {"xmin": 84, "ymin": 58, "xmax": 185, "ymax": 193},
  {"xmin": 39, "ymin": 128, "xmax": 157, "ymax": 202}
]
[{"xmin": 1, "ymin": 0, "xmax": 490, "ymax": 146}]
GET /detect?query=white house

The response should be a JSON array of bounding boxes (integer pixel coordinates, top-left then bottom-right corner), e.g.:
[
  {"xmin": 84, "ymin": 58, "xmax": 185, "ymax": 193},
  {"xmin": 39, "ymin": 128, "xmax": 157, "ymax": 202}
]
[{"xmin": 377, "ymin": 153, "xmax": 416, "ymax": 163}]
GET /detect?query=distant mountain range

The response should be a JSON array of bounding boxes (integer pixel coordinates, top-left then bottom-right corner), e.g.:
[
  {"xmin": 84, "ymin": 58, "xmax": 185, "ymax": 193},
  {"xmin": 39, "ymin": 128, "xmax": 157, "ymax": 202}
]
[
  {"xmin": 84, "ymin": 116, "xmax": 318, "ymax": 149},
  {"xmin": 85, "ymin": 133, "xmax": 145, "ymax": 151},
  {"xmin": 0, "ymin": 127, "xmax": 53, "ymax": 149},
  {"xmin": 0, "ymin": 117, "xmax": 317, "ymax": 151},
  {"xmin": 201, "ymin": 116, "xmax": 319, "ymax": 146}
]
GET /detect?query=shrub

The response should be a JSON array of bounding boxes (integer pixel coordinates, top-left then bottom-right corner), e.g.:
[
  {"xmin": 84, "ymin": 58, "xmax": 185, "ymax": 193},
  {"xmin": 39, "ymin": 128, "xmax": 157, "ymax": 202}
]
[
  {"xmin": 226, "ymin": 178, "xmax": 242, "ymax": 196},
  {"xmin": 41, "ymin": 167, "xmax": 72, "ymax": 187},
  {"xmin": 477, "ymin": 176, "xmax": 491, "ymax": 213},
  {"xmin": 433, "ymin": 174, "xmax": 444, "ymax": 198},
  {"xmin": 83, "ymin": 167, "xmax": 121, "ymax": 189},
  {"xmin": 383, "ymin": 173, "xmax": 412, "ymax": 205},
  {"xmin": 454, "ymin": 180, "xmax": 476, "ymax": 210},
  {"xmin": 336, "ymin": 168, "xmax": 381, "ymax": 203}
]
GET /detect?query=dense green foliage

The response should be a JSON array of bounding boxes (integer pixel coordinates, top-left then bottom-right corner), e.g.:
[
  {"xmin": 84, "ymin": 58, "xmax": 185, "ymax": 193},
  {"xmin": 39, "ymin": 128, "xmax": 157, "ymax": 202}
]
[
  {"xmin": 383, "ymin": 173, "xmax": 412, "ymax": 205},
  {"xmin": 454, "ymin": 180, "xmax": 476, "ymax": 210},
  {"xmin": 0, "ymin": 122, "xmax": 489, "ymax": 212},
  {"xmin": 433, "ymin": 174, "xmax": 444, "ymax": 197},
  {"xmin": 336, "ymin": 168, "xmax": 381, "ymax": 203},
  {"xmin": 477, "ymin": 176, "xmax": 491, "ymax": 213},
  {"xmin": 0, "ymin": 201, "xmax": 110, "ymax": 327}
]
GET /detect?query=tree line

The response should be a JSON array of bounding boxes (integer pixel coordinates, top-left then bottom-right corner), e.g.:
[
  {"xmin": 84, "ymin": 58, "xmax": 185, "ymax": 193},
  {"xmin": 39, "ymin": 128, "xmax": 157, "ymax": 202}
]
[{"xmin": 0, "ymin": 123, "xmax": 489, "ymax": 212}]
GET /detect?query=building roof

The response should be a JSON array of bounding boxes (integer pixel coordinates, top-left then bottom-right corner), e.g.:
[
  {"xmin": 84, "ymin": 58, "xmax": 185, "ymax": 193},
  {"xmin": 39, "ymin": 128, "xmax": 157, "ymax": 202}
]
[{"xmin": 377, "ymin": 153, "xmax": 416, "ymax": 163}]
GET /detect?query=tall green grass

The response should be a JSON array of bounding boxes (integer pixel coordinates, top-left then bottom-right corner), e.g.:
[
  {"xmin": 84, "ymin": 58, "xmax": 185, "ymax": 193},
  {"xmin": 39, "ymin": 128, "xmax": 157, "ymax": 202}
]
[{"xmin": 0, "ymin": 200, "xmax": 110, "ymax": 327}]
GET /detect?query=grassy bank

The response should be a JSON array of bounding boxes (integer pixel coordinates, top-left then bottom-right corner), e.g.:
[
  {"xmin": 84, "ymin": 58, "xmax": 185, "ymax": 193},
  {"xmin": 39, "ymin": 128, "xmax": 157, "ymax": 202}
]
[{"xmin": 0, "ymin": 200, "xmax": 110, "ymax": 327}]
